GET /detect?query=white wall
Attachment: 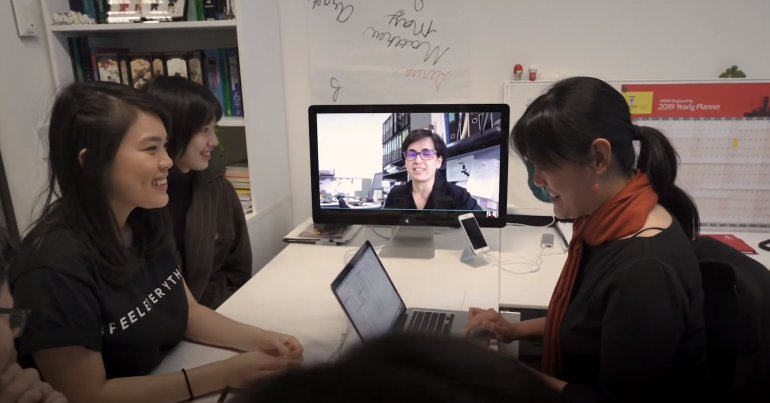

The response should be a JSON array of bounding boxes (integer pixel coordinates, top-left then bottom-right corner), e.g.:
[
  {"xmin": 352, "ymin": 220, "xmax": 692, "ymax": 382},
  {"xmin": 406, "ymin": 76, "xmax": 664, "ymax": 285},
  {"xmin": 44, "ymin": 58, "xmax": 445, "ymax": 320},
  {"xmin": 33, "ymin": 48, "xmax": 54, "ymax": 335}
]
[
  {"xmin": 235, "ymin": 0, "xmax": 294, "ymax": 273},
  {"xmin": 0, "ymin": 0, "xmax": 55, "ymax": 232},
  {"xmin": 317, "ymin": 113, "xmax": 388, "ymax": 178},
  {"xmin": 280, "ymin": 0, "xmax": 770, "ymax": 225}
]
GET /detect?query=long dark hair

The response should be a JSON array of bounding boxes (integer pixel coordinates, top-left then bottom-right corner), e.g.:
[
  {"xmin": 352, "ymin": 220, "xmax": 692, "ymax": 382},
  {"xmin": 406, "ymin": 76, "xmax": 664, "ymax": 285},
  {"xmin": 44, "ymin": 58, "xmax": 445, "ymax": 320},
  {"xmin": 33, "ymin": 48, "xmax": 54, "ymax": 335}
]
[
  {"xmin": 141, "ymin": 75, "xmax": 223, "ymax": 160},
  {"xmin": 511, "ymin": 77, "xmax": 699, "ymax": 239},
  {"xmin": 24, "ymin": 81, "xmax": 173, "ymax": 285},
  {"xmin": 238, "ymin": 333, "xmax": 562, "ymax": 403}
]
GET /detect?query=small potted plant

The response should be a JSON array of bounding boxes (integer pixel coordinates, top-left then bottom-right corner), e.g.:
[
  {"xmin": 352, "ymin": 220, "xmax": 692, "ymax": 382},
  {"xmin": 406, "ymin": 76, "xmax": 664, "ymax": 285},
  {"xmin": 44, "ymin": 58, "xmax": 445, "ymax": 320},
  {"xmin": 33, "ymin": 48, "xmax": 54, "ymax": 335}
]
[{"xmin": 719, "ymin": 65, "xmax": 747, "ymax": 78}]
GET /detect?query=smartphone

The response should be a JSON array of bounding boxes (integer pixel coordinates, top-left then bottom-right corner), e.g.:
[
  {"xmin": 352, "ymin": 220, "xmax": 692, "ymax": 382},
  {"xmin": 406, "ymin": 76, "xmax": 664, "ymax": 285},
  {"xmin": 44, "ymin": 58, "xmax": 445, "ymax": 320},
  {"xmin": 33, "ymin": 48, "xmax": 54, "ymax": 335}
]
[{"xmin": 458, "ymin": 213, "xmax": 489, "ymax": 255}]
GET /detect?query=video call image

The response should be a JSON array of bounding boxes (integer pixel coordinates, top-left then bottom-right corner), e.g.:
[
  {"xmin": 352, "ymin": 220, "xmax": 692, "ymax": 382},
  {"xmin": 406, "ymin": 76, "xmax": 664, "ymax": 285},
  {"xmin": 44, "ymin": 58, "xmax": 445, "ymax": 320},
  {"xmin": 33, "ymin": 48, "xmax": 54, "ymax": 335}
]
[{"xmin": 316, "ymin": 111, "xmax": 503, "ymax": 216}]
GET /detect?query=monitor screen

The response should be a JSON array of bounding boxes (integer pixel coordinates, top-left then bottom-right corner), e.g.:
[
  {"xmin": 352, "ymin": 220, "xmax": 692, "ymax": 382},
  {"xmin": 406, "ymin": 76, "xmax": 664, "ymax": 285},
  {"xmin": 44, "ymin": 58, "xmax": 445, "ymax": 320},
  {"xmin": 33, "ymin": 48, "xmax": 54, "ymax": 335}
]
[
  {"xmin": 333, "ymin": 245, "xmax": 404, "ymax": 340},
  {"xmin": 372, "ymin": 173, "xmax": 383, "ymax": 190},
  {"xmin": 309, "ymin": 104, "xmax": 509, "ymax": 228}
]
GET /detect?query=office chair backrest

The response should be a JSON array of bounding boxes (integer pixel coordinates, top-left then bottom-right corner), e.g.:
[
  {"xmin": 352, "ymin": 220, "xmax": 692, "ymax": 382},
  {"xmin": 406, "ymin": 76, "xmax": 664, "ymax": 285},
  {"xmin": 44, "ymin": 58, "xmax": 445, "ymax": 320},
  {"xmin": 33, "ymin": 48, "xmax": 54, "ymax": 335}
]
[
  {"xmin": 693, "ymin": 236, "xmax": 770, "ymax": 403},
  {"xmin": 698, "ymin": 260, "xmax": 737, "ymax": 401}
]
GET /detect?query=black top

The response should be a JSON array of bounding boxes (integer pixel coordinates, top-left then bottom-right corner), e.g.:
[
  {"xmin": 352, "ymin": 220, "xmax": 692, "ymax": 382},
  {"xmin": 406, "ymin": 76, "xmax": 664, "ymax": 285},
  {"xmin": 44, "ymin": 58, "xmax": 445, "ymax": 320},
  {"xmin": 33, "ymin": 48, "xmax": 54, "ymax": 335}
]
[
  {"xmin": 559, "ymin": 220, "xmax": 708, "ymax": 402},
  {"xmin": 9, "ymin": 227, "xmax": 188, "ymax": 379},
  {"xmin": 383, "ymin": 179, "xmax": 483, "ymax": 211},
  {"xmin": 167, "ymin": 167, "xmax": 195, "ymax": 268}
]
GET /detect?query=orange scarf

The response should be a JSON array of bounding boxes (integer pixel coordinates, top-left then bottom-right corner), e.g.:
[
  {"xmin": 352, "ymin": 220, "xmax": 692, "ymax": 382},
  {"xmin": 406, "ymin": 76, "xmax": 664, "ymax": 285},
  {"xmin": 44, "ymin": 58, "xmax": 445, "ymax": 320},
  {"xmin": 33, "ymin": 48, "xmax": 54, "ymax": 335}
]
[{"xmin": 542, "ymin": 171, "xmax": 658, "ymax": 378}]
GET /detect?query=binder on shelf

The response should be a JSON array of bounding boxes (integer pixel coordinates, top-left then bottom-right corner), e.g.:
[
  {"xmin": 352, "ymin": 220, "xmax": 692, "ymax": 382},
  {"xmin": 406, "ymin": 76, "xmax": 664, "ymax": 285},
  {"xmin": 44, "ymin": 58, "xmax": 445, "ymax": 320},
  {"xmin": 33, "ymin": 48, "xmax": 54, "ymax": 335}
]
[{"xmin": 225, "ymin": 48, "xmax": 243, "ymax": 117}]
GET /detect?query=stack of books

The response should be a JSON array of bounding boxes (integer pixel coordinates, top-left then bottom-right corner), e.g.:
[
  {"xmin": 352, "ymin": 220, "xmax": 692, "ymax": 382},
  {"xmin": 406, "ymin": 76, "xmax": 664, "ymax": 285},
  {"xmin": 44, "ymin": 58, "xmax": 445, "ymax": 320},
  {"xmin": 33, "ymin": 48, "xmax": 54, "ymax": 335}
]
[{"xmin": 225, "ymin": 163, "xmax": 251, "ymax": 214}]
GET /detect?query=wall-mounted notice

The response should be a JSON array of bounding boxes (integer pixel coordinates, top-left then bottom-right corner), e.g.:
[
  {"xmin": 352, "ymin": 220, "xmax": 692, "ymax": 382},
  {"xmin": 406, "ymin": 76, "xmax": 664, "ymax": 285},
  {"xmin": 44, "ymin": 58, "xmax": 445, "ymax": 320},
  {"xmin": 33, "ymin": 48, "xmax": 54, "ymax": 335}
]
[
  {"xmin": 622, "ymin": 82, "xmax": 770, "ymax": 226},
  {"xmin": 308, "ymin": 0, "xmax": 471, "ymax": 104}
]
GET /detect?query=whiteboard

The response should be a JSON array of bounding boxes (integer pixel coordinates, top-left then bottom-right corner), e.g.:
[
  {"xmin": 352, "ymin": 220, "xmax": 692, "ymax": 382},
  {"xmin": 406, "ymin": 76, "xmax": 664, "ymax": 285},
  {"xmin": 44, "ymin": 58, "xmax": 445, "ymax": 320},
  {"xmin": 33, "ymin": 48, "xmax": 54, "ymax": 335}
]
[
  {"xmin": 307, "ymin": 0, "xmax": 471, "ymax": 104},
  {"xmin": 504, "ymin": 78, "xmax": 770, "ymax": 228}
]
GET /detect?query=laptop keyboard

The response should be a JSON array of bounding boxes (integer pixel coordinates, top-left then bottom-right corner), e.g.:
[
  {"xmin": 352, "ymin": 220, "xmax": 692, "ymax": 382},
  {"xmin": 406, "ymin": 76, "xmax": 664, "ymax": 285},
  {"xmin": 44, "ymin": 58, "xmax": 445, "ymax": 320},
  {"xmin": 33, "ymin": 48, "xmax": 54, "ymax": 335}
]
[{"xmin": 406, "ymin": 310, "xmax": 455, "ymax": 336}]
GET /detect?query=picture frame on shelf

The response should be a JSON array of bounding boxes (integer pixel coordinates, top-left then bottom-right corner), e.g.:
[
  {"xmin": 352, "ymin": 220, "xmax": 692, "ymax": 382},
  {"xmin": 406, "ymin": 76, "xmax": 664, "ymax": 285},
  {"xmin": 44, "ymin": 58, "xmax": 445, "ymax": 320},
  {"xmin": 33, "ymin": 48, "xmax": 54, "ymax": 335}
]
[
  {"xmin": 151, "ymin": 53, "xmax": 166, "ymax": 76},
  {"xmin": 189, "ymin": 50, "xmax": 206, "ymax": 86},
  {"xmin": 118, "ymin": 52, "xmax": 131, "ymax": 85},
  {"xmin": 107, "ymin": 0, "xmax": 189, "ymax": 24},
  {"xmin": 128, "ymin": 54, "xmax": 153, "ymax": 89},
  {"xmin": 164, "ymin": 52, "xmax": 190, "ymax": 78},
  {"xmin": 96, "ymin": 54, "xmax": 121, "ymax": 83}
]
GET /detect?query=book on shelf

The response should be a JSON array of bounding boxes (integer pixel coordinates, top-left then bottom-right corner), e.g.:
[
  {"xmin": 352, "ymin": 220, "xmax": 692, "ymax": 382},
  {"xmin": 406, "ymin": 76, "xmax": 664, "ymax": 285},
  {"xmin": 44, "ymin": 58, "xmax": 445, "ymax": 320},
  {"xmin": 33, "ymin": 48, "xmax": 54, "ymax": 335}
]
[
  {"xmin": 61, "ymin": 0, "xmax": 233, "ymax": 24},
  {"xmin": 225, "ymin": 162, "xmax": 251, "ymax": 215},
  {"xmin": 66, "ymin": 40, "xmax": 244, "ymax": 117}
]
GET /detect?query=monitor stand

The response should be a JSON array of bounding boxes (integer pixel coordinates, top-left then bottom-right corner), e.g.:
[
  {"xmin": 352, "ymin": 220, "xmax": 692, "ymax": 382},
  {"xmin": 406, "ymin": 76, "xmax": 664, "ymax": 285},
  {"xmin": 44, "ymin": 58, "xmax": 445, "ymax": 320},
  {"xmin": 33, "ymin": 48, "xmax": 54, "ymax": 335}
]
[
  {"xmin": 460, "ymin": 246, "xmax": 489, "ymax": 268},
  {"xmin": 378, "ymin": 226, "xmax": 435, "ymax": 259}
]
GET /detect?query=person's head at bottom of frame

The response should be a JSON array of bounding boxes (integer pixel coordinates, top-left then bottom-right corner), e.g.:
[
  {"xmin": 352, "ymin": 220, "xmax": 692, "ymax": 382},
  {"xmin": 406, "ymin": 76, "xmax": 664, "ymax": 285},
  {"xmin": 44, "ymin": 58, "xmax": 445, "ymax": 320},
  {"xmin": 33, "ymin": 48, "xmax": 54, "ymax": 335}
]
[{"xmin": 235, "ymin": 332, "xmax": 563, "ymax": 403}]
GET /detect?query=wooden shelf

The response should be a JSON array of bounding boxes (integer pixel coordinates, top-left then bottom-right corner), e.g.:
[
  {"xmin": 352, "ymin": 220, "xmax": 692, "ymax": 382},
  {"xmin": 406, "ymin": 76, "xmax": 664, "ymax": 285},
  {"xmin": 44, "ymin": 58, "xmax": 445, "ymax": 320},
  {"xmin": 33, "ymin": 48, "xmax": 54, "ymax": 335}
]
[
  {"xmin": 218, "ymin": 117, "xmax": 245, "ymax": 127},
  {"xmin": 49, "ymin": 20, "xmax": 237, "ymax": 33}
]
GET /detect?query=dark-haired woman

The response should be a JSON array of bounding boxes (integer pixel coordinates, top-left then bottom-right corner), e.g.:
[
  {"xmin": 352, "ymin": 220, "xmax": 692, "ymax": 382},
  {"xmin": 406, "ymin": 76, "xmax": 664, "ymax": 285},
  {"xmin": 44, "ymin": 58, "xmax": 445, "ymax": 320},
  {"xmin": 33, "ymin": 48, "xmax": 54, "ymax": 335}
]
[
  {"xmin": 143, "ymin": 75, "xmax": 250, "ymax": 310},
  {"xmin": 237, "ymin": 333, "xmax": 563, "ymax": 403},
  {"xmin": 464, "ymin": 77, "xmax": 707, "ymax": 402},
  {"xmin": 384, "ymin": 129, "xmax": 482, "ymax": 211},
  {"xmin": 9, "ymin": 81, "xmax": 302, "ymax": 403}
]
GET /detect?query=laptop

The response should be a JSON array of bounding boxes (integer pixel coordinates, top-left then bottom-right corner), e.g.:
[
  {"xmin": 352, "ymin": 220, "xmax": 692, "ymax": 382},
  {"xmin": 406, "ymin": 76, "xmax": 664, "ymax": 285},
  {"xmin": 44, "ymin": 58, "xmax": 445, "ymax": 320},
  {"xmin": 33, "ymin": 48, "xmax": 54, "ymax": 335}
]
[{"xmin": 331, "ymin": 241, "xmax": 489, "ymax": 342}]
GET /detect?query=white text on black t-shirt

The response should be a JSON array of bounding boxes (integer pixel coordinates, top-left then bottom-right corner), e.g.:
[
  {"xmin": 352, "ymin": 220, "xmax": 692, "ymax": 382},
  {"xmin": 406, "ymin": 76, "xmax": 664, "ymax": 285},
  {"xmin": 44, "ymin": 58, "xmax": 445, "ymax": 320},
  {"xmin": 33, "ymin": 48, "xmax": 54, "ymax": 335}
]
[{"xmin": 103, "ymin": 268, "xmax": 184, "ymax": 335}]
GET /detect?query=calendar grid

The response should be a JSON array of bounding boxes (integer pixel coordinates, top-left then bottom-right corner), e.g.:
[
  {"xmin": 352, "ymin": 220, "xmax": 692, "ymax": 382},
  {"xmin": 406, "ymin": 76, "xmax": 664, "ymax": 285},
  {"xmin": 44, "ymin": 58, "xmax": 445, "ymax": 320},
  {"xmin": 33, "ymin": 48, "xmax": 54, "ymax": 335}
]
[{"xmin": 636, "ymin": 117, "xmax": 770, "ymax": 227}]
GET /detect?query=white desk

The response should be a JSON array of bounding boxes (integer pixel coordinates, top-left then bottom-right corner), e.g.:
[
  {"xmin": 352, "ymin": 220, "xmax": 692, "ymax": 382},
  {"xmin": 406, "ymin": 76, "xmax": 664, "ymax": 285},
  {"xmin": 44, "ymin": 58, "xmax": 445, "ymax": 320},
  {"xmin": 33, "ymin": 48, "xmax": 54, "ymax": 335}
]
[
  {"xmin": 152, "ymin": 225, "xmax": 503, "ymax": 402},
  {"xmin": 498, "ymin": 226, "xmax": 568, "ymax": 311},
  {"xmin": 499, "ymin": 224, "xmax": 770, "ymax": 311}
]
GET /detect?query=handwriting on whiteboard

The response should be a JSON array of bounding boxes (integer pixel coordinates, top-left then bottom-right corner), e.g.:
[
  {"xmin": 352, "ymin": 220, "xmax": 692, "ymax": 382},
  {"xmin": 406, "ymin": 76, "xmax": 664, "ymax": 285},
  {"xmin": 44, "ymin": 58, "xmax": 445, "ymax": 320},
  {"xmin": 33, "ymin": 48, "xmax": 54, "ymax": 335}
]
[
  {"xmin": 330, "ymin": 78, "xmax": 342, "ymax": 102},
  {"xmin": 362, "ymin": 27, "xmax": 450, "ymax": 66},
  {"xmin": 309, "ymin": 0, "xmax": 471, "ymax": 103},
  {"xmin": 309, "ymin": 0, "xmax": 354, "ymax": 23},
  {"xmin": 396, "ymin": 67, "xmax": 451, "ymax": 91}
]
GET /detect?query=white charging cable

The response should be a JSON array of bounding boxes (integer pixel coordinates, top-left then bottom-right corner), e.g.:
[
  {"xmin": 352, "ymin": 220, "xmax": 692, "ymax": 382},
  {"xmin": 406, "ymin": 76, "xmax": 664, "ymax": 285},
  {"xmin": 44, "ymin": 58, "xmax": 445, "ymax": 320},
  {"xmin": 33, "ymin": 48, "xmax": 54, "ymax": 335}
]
[{"xmin": 490, "ymin": 242, "xmax": 567, "ymax": 275}]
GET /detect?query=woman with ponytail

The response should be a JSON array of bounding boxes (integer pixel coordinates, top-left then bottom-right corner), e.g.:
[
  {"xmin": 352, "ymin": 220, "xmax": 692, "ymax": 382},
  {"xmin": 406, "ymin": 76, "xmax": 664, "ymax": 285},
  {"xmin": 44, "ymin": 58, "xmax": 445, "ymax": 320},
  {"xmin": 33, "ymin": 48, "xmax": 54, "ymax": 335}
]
[{"xmin": 463, "ymin": 77, "xmax": 707, "ymax": 402}]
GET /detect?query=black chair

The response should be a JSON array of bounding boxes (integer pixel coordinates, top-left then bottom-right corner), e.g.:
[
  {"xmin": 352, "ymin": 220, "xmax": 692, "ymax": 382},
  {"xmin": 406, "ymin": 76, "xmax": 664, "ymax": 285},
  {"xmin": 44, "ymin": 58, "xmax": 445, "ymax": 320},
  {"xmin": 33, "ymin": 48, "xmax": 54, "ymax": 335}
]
[
  {"xmin": 698, "ymin": 260, "xmax": 737, "ymax": 401},
  {"xmin": 693, "ymin": 236, "xmax": 770, "ymax": 403}
]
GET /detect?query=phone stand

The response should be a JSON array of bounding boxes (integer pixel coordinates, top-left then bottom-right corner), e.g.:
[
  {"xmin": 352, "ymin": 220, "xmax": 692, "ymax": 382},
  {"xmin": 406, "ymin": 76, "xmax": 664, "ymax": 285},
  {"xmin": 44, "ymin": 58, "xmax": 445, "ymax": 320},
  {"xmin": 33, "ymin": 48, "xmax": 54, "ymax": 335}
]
[{"xmin": 460, "ymin": 246, "xmax": 489, "ymax": 268}]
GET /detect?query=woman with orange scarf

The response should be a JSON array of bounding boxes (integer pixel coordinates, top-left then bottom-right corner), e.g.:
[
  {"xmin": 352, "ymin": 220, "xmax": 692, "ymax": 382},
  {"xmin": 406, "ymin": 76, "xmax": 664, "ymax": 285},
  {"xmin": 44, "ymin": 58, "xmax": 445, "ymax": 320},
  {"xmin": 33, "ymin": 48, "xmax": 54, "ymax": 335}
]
[{"xmin": 464, "ymin": 77, "xmax": 708, "ymax": 402}]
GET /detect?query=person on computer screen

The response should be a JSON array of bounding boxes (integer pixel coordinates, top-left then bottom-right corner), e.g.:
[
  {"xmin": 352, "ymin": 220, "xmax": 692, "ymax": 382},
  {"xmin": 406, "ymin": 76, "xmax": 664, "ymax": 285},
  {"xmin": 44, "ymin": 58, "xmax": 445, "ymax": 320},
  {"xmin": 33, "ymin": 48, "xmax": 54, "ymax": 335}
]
[
  {"xmin": 383, "ymin": 130, "xmax": 482, "ymax": 211},
  {"xmin": 462, "ymin": 77, "xmax": 707, "ymax": 402}
]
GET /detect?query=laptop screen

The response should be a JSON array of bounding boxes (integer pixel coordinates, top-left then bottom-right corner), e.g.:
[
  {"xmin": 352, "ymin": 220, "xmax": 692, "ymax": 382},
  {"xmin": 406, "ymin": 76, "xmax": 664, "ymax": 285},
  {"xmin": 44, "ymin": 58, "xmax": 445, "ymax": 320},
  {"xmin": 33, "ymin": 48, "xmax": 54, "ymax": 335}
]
[{"xmin": 334, "ymin": 246, "xmax": 404, "ymax": 340}]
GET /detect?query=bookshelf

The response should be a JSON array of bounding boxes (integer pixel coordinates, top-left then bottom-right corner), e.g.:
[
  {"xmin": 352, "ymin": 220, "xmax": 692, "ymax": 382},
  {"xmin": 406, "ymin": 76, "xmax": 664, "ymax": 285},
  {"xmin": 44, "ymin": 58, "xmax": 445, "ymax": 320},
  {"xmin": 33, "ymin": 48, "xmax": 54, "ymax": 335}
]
[
  {"xmin": 41, "ymin": 0, "xmax": 253, "ymax": 216},
  {"xmin": 48, "ymin": 19, "xmax": 237, "ymax": 33}
]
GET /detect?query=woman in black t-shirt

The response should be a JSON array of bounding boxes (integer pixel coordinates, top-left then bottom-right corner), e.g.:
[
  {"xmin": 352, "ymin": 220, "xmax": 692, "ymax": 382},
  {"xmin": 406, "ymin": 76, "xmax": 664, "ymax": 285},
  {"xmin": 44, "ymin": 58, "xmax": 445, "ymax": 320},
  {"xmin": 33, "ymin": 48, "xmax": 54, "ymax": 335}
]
[
  {"xmin": 463, "ymin": 77, "xmax": 708, "ymax": 402},
  {"xmin": 9, "ymin": 82, "xmax": 303, "ymax": 403}
]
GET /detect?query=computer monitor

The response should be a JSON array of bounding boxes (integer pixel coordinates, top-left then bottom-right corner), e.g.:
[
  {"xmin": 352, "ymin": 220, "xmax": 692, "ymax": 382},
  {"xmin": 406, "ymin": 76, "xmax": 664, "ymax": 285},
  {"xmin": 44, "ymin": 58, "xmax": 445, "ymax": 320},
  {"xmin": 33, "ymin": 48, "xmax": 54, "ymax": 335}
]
[
  {"xmin": 309, "ymin": 104, "xmax": 509, "ymax": 232},
  {"xmin": 372, "ymin": 173, "xmax": 383, "ymax": 190}
]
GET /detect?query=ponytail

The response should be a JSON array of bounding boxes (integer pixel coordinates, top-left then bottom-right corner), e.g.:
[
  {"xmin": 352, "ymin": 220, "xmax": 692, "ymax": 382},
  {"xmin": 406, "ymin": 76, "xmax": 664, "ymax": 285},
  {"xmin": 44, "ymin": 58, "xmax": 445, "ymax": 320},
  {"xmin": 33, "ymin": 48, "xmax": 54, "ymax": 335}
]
[{"xmin": 634, "ymin": 125, "xmax": 700, "ymax": 239}]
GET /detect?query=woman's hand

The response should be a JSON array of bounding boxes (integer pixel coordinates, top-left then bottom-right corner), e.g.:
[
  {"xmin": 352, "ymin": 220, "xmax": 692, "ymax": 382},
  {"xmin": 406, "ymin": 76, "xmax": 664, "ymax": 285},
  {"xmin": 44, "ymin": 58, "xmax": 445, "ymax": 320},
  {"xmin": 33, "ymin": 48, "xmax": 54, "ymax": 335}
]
[
  {"xmin": 462, "ymin": 307, "xmax": 518, "ymax": 343},
  {"xmin": 223, "ymin": 351, "xmax": 299, "ymax": 389},
  {"xmin": 0, "ymin": 363, "xmax": 68, "ymax": 403},
  {"xmin": 252, "ymin": 330, "xmax": 304, "ymax": 360}
]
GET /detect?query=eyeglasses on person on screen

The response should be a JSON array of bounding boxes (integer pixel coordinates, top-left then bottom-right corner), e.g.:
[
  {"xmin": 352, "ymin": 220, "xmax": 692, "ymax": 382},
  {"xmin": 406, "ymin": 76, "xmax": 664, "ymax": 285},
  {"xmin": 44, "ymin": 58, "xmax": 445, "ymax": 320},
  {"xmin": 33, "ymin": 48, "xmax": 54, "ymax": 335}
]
[
  {"xmin": 0, "ymin": 308, "xmax": 29, "ymax": 338},
  {"xmin": 404, "ymin": 149, "xmax": 436, "ymax": 161}
]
